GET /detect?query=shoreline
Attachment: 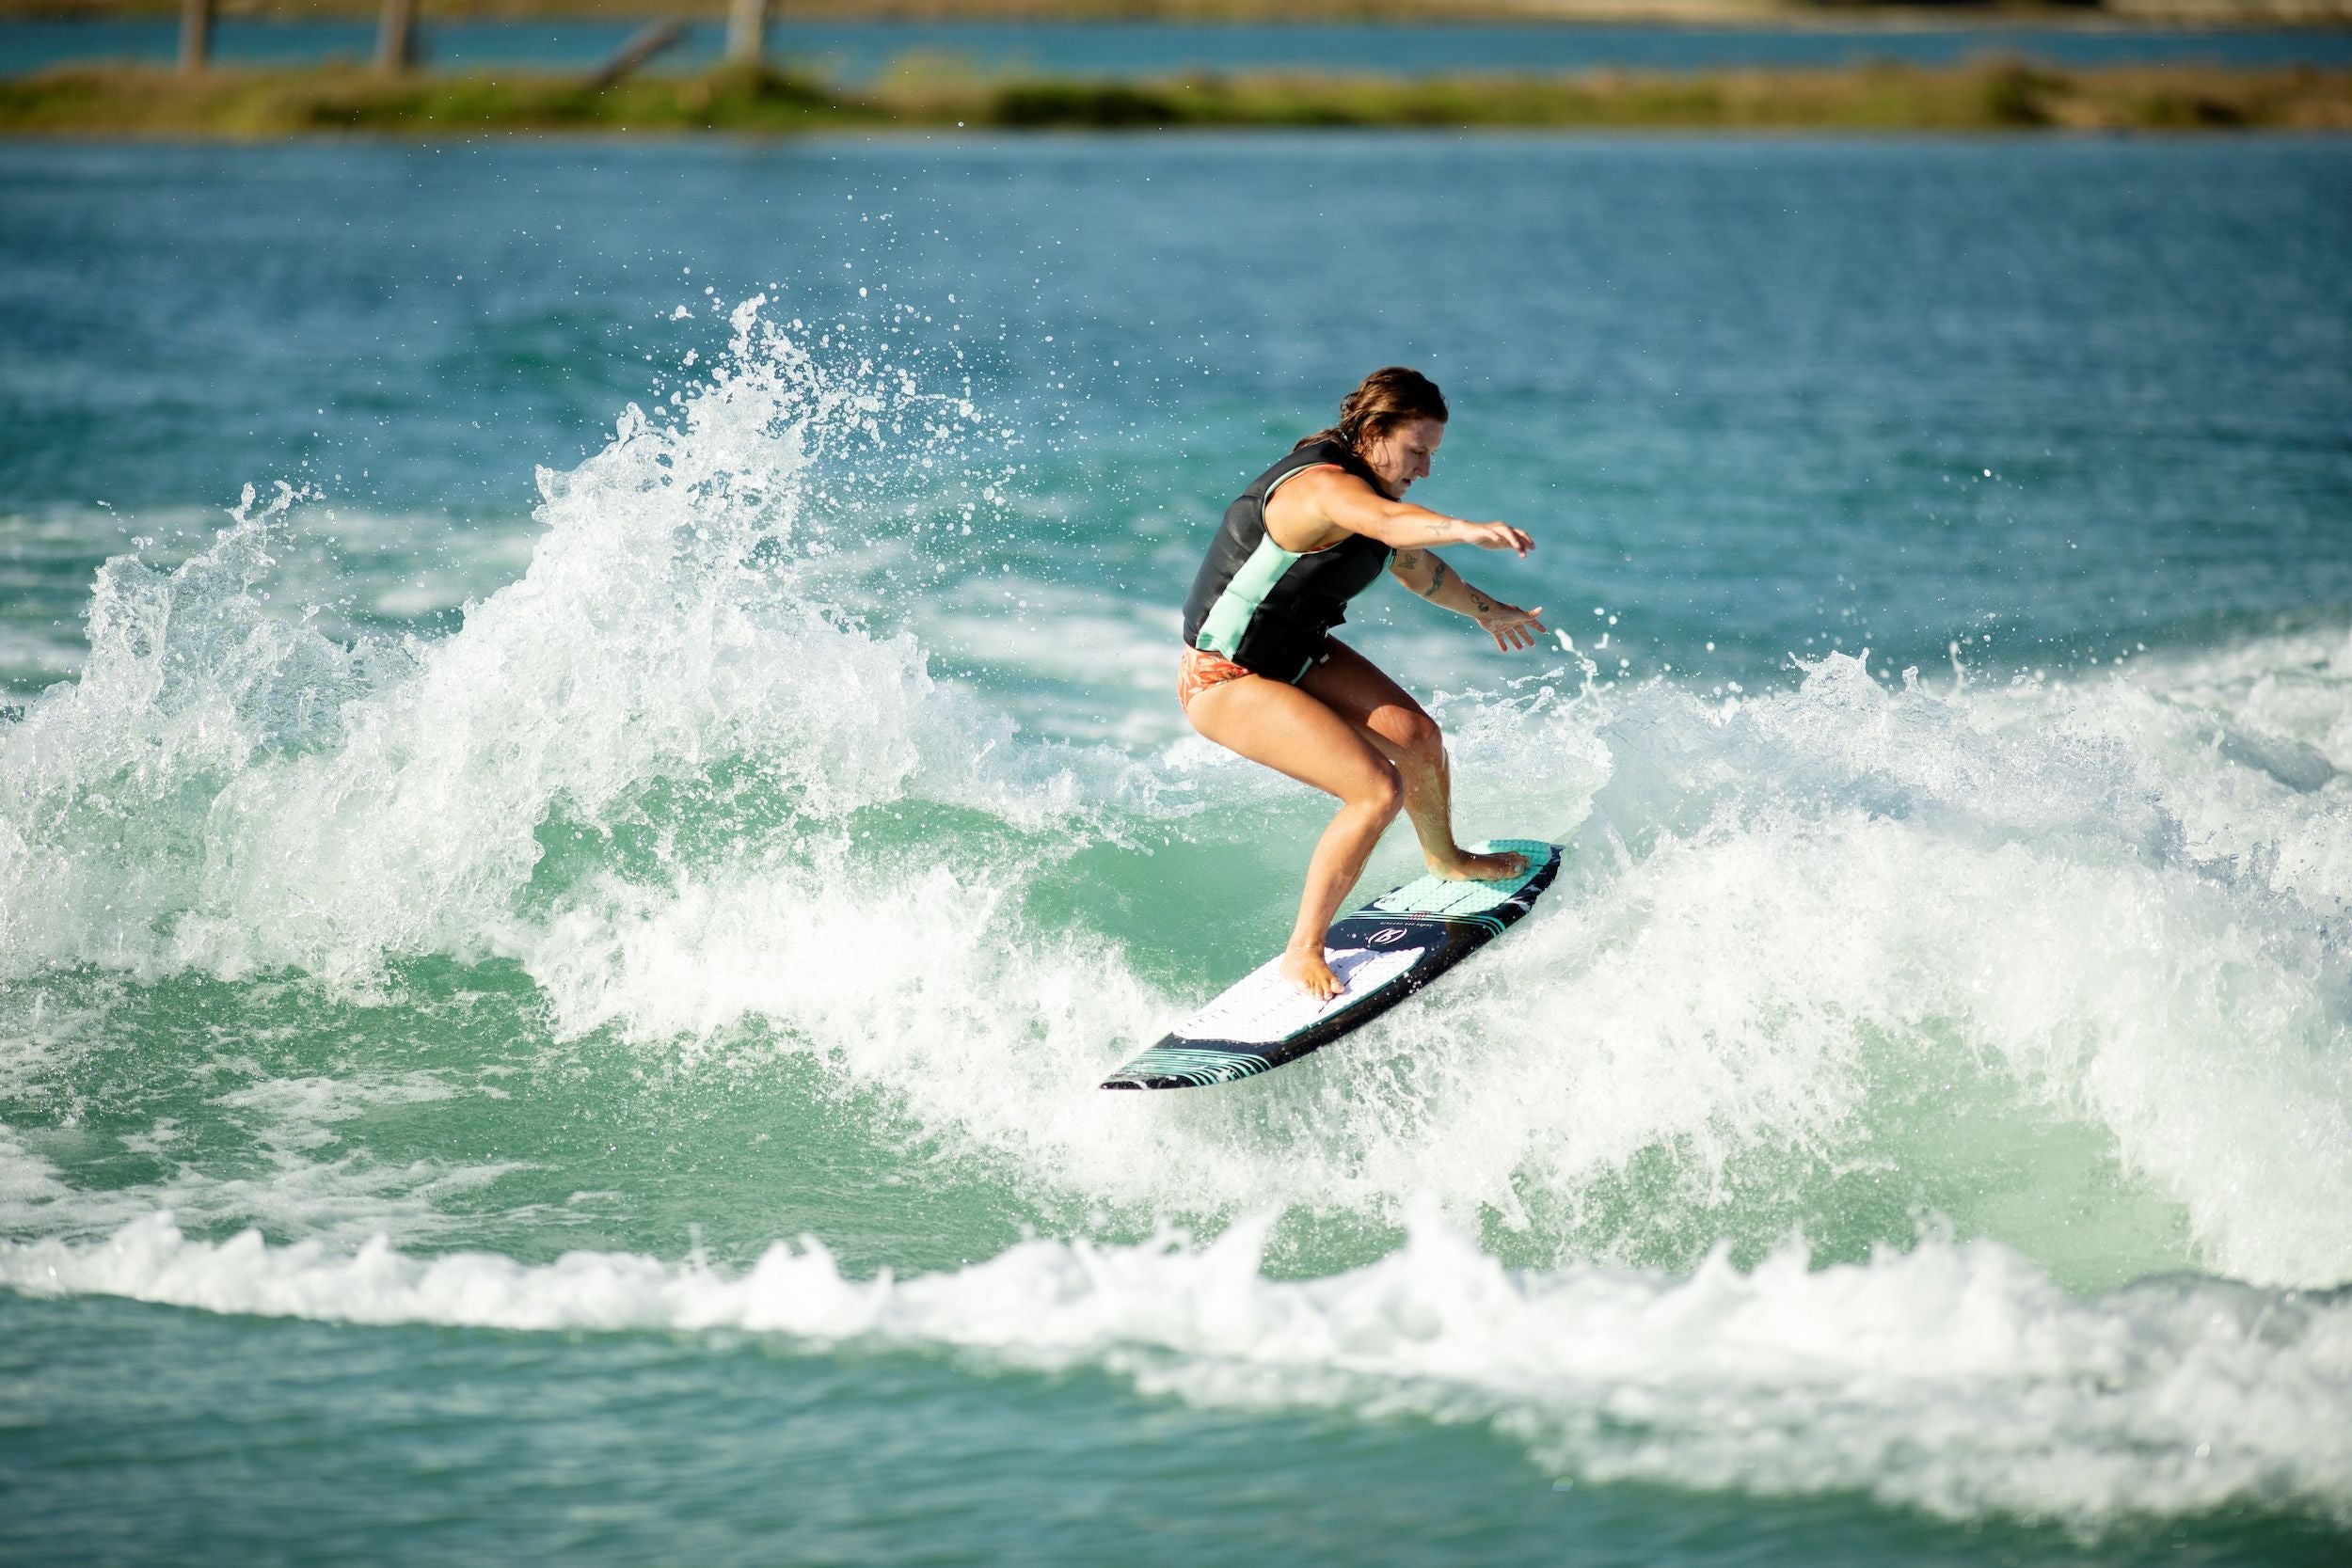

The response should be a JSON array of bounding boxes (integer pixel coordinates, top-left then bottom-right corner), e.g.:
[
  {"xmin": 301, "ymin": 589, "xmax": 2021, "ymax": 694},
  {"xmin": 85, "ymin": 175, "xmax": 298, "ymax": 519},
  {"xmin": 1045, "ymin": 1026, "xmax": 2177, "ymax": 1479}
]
[
  {"xmin": 6, "ymin": 56, "xmax": 2348, "ymax": 133},
  {"xmin": 7, "ymin": 3, "xmax": 2352, "ymax": 31}
]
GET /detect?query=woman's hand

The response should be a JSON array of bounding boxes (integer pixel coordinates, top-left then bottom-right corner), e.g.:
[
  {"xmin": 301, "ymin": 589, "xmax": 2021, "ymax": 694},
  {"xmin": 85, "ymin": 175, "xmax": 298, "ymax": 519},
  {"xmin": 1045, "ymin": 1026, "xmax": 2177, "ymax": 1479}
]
[
  {"xmin": 1473, "ymin": 601, "xmax": 1548, "ymax": 652},
  {"xmin": 1451, "ymin": 519, "xmax": 1534, "ymax": 557}
]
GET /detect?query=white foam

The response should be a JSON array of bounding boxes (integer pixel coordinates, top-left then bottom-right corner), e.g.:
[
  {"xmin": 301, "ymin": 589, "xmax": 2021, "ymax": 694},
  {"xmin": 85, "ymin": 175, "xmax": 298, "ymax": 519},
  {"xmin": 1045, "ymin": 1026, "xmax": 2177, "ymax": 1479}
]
[
  {"xmin": 0, "ymin": 1129, "xmax": 75, "ymax": 1219},
  {"xmin": 916, "ymin": 642, "xmax": 2344, "ymax": 1288},
  {"xmin": 0, "ymin": 305, "xmax": 1128, "ymax": 988},
  {"xmin": 1418, "ymin": 649, "xmax": 2352, "ymax": 1286},
  {"xmin": 901, "ymin": 644, "xmax": 2343, "ymax": 1291},
  {"xmin": 5, "ymin": 1208, "xmax": 2345, "ymax": 1533},
  {"xmin": 0, "ymin": 1067, "xmax": 521, "ymax": 1253}
]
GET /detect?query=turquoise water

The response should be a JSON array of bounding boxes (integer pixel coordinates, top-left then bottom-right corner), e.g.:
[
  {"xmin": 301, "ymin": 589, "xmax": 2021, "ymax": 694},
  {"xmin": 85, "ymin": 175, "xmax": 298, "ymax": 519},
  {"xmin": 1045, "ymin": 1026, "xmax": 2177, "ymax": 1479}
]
[
  {"xmin": 2, "ymin": 135, "xmax": 2349, "ymax": 1562},
  {"xmin": 11, "ymin": 18, "xmax": 2352, "ymax": 79}
]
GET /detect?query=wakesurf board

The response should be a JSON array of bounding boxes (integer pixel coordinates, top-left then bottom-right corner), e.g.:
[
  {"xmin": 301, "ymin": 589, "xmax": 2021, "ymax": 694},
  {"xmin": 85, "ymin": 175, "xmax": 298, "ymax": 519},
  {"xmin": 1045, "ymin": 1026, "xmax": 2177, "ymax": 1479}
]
[{"xmin": 1101, "ymin": 838, "xmax": 1561, "ymax": 1090}]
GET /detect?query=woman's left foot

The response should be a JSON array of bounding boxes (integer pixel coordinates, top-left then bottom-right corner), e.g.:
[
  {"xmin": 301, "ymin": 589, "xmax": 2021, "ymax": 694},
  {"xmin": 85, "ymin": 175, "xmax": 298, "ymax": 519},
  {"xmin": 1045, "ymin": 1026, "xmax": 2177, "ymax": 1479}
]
[{"xmin": 1429, "ymin": 847, "xmax": 1527, "ymax": 882}]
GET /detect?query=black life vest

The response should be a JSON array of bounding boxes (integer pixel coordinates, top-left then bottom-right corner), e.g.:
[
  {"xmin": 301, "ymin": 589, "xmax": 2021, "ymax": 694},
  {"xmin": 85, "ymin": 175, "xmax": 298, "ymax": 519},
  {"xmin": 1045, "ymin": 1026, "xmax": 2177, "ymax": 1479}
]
[{"xmin": 1180, "ymin": 438, "xmax": 1394, "ymax": 681}]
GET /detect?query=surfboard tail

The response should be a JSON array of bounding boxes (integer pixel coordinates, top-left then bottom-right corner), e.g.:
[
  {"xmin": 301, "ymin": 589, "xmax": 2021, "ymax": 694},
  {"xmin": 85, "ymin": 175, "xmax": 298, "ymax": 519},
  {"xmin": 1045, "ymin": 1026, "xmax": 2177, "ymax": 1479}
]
[{"xmin": 1100, "ymin": 1045, "xmax": 1274, "ymax": 1091}]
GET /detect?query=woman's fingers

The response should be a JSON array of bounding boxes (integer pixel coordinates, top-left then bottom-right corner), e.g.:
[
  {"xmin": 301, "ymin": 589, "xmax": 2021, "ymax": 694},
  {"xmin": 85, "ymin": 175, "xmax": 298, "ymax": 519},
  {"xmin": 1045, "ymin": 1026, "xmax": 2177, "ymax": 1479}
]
[
  {"xmin": 1467, "ymin": 521, "xmax": 1534, "ymax": 555},
  {"xmin": 1482, "ymin": 605, "xmax": 1547, "ymax": 651},
  {"xmin": 1489, "ymin": 616, "xmax": 1540, "ymax": 651}
]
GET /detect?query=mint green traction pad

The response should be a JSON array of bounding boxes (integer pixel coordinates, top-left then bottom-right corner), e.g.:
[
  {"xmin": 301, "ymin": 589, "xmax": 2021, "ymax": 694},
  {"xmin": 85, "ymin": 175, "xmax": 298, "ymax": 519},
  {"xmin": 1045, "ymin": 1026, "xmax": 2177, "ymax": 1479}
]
[{"xmin": 1101, "ymin": 839, "xmax": 1563, "ymax": 1091}]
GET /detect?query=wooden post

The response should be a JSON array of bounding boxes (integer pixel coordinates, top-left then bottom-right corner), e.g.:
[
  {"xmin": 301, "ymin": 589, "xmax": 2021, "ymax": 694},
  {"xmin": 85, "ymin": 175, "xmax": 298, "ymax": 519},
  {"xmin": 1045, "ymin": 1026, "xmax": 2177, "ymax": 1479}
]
[
  {"xmin": 588, "ymin": 22, "xmax": 688, "ymax": 90},
  {"xmin": 374, "ymin": 0, "xmax": 417, "ymax": 76},
  {"xmin": 178, "ymin": 0, "xmax": 213, "ymax": 76},
  {"xmin": 726, "ymin": 0, "xmax": 770, "ymax": 70}
]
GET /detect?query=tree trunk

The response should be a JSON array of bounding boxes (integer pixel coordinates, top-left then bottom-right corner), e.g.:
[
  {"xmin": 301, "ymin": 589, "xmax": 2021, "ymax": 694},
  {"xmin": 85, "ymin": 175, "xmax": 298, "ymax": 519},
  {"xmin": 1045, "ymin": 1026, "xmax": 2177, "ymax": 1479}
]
[
  {"xmin": 374, "ymin": 0, "xmax": 417, "ymax": 76},
  {"xmin": 726, "ymin": 0, "xmax": 770, "ymax": 70},
  {"xmin": 178, "ymin": 0, "xmax": 213, "ymax": 76},
  {"xmin": 588, "ymin": 22, "xmax": 687, "ymax": 90}
]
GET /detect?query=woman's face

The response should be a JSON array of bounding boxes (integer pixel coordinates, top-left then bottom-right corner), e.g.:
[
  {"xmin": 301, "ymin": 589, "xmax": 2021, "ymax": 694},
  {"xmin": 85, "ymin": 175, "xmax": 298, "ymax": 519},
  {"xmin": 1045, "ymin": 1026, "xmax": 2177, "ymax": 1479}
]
[{"xmin": 1361, "ymin": 419, "xmax": 1444, "ymax": 499}]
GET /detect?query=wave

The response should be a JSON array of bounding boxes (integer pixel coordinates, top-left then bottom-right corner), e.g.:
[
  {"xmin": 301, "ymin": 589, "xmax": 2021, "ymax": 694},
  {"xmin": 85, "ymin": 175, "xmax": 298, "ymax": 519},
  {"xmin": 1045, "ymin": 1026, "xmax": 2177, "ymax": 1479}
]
[
  {"xmin": 5, "ymin": 1208, "xmax": 2346, "ymax": 1535},
  {"xmin": 2, "ymin": 299, "xmax": 2347, "ymax": 1294},
  {"xmin": 0, "ymin": 298, "xmax": 1132, "ymax": 985}
]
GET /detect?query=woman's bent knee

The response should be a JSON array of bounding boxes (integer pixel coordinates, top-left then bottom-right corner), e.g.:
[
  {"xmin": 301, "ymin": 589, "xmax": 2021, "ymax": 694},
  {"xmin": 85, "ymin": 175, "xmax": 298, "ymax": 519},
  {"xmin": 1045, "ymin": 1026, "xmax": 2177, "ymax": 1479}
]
[
  {"xmin": 1354, "ymin": 763, "xmax": 1406, "ymax": 822},
  {"xmin": 1395, "ymin": 711, "xmax": 1443, "ymax": 767}
]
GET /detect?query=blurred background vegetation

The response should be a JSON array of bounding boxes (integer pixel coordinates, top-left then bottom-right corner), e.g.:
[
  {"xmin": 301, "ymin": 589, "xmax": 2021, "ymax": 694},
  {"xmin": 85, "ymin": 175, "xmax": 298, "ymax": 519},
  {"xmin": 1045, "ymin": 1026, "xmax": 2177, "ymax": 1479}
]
[
  {"xmin": 8, "ymin": 0, "xmax": 2352, "ymax": 20},
  {"xmin": 4, "ymin": 0, "xmax": 2347, "ymax": 132}
]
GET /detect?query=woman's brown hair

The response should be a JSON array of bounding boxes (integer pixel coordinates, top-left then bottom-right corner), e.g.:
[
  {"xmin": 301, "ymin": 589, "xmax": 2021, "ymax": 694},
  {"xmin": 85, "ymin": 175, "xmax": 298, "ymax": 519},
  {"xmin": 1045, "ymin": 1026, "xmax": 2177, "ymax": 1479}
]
[{"xmin": 1296, "ymin": 366, "xmax": 1449, "ymax": 454}]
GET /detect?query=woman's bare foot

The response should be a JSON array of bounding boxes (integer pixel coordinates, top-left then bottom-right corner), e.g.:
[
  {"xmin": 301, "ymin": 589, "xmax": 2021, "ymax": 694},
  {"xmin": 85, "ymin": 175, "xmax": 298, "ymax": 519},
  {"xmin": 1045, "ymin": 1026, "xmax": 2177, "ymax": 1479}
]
[
  {"xmin": 1280, "ymin": 943, "xmax": 1345, "ymax": 1002},
  {"xmin": 1428, "ymin": 846, "xmax": 1528, "ymax": 882}
]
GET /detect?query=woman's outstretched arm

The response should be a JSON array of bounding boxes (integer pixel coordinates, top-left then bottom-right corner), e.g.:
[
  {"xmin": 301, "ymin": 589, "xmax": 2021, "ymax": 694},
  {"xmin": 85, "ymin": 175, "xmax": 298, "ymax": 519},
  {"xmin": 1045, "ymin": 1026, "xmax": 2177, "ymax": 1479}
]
[
  {"xmin": 1390, "ymin": 548, "xmax": 1549, "ymax": 652},
  {"xmin": 1278, "ymin": 467, "xmax": 1534, "ymax": 557}
]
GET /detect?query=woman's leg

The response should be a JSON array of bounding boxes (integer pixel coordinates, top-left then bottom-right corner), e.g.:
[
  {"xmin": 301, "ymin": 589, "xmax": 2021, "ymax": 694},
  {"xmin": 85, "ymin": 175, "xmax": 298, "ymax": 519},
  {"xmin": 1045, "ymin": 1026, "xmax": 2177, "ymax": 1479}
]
[
  {"xmin": 1184, "ymin": 673, "xmax": 1405, "ymax": 1000},
  {"xmin": 1299, "ymin": 640, "xmax": 1525, "ymax": 882}
]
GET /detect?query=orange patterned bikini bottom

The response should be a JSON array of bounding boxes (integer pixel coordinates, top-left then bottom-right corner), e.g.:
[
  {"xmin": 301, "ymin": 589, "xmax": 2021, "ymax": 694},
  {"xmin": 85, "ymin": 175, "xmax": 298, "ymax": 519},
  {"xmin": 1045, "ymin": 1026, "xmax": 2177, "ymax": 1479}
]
[{"xmin": 1177, "ymin": 645, "xmax": 1255, "ymax": 712}]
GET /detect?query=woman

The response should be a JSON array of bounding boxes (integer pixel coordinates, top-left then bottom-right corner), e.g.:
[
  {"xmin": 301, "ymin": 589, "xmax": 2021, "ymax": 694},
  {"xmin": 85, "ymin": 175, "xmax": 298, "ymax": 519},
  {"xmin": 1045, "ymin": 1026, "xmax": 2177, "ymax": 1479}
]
[{"xmin": 1180, "ymin": 367, "xmax": 1547, "ymax": 1001}]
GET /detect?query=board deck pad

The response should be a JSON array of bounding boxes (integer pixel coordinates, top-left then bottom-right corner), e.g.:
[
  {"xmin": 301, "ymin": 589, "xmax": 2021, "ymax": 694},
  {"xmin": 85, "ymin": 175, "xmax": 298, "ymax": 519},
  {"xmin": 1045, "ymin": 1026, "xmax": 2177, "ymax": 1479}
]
[{"xmin": 1102, "ymin": 839, "xmax": 1562, "ymax": 1090}]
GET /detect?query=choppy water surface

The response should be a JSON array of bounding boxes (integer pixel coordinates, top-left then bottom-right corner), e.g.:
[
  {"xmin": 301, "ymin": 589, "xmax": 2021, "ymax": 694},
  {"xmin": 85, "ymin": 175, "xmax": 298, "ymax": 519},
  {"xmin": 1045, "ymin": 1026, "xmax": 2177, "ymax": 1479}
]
[{"xmin": 2, "ymin": 136, "xmax": 2349, "ymax": 1565}]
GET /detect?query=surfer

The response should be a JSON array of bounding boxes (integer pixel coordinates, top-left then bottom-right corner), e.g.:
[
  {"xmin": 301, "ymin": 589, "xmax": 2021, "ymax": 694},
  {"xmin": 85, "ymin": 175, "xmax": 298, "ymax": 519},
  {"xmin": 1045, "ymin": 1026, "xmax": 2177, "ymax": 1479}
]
[{"xmin": 1179, "ymin": 367, "xmax": 1547, "ymax": 1001}]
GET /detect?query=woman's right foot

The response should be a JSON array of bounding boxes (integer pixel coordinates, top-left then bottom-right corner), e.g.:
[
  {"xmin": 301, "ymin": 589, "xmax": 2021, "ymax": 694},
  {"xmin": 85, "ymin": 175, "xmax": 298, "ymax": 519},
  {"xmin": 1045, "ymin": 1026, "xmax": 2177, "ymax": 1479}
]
[{"xmin": 1280, "ymin": 944, "xmax": 1344, "ymax": 1002}]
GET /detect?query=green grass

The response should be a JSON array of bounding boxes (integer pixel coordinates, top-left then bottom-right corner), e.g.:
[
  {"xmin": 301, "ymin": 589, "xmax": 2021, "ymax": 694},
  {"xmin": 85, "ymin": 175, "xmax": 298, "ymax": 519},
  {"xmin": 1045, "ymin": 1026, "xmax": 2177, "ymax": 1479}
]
[
  {"xmin": 4, "ymin": 58, "xmax": 2348, "ymax": 136},
  {"xmin": 0, "ymin": 0, "xmax": 2221, "ymax": 21}
]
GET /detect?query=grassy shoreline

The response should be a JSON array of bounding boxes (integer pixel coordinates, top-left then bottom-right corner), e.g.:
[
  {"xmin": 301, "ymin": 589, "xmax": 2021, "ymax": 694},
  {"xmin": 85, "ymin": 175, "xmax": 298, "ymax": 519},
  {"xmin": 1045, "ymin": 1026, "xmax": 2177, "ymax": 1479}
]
[
  {"xmin": 9, "ymin": 0, "xmax": 2352, "ymax": 27},
  {"xmin": 5, "ymin": 56, "xmax": 2347, "ymax": 132}
]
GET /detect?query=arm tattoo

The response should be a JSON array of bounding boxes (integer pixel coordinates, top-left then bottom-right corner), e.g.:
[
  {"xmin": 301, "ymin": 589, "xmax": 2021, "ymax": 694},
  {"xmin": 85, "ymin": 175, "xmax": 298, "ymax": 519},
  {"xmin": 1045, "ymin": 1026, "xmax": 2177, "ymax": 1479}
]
[
  {"xmin": 1394, "ymin": 550, "xmax": 1449, "ymax": 601},
  {"xmin": 1401, "ymin": 550, "xmax": 1483, "ymax": 613}
]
